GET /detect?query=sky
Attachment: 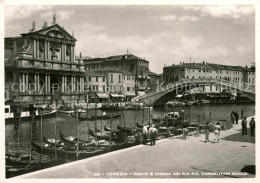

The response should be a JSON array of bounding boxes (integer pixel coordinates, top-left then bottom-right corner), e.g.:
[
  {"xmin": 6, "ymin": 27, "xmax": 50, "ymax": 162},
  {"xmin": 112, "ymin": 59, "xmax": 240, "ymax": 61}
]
[{"xmin": 5, "ymin": 5, "xmax": 255, "ymax": 74}]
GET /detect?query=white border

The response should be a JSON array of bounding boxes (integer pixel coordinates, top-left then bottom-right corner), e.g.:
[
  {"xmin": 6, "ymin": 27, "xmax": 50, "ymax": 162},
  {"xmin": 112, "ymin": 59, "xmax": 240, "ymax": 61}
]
[{"xmin": 0, "ymin": 1, "xmax": 259, "ymax": 183}]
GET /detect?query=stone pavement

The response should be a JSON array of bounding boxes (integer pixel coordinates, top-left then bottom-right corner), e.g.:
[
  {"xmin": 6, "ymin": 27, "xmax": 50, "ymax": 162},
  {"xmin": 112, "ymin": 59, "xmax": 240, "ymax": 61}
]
[{"xmin": 16, "ymin": 117, "xmax": 255, "ymax": 179}]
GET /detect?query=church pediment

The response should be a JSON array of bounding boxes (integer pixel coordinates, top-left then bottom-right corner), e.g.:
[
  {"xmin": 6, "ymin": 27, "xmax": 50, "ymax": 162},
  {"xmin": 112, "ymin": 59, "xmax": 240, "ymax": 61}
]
[{"xmin": 32, "ymin": 24, "xmax": 76, "ymax": 41}]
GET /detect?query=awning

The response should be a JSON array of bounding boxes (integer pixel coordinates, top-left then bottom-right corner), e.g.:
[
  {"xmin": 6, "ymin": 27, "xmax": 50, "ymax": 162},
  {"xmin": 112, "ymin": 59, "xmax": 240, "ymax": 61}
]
[
  {"xmin": 110, "ymin": 94, "xmax": 119, "ymax": 98},
  {"xmin": 175, "ymin": 94, "xmax": 183, "ymax": 98},
  {"xmin": 96, "ymin": 93, "xmax": 109, "ymax": 99},
  {"xmin": 117, "ymin": 94, "xmax": 125, "ymax": 98},
  {"xmin": 137, "ymin": 91, "xmax": 146, "ymax": 96},
  {"xmin": 124, "ymin": 92, "xmax": 136, "ymax": 96}
]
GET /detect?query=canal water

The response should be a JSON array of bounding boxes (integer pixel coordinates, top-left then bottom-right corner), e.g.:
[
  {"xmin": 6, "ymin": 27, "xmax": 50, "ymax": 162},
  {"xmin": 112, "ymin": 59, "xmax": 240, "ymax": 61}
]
[{"xmin": 5, "ymin": 103, "xmax": 255, "ymax": 154}]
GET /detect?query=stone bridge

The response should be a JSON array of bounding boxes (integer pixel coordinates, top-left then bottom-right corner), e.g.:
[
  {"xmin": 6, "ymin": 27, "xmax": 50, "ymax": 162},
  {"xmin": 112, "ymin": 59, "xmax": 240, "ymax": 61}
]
[{"xmin": 133, "ymin": 78, "xmax": 255, "ymax": 106}]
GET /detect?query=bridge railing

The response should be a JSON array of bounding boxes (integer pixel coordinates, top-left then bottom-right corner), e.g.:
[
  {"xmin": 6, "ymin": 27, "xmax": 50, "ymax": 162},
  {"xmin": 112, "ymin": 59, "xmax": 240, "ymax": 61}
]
[{"xmin": 133, "ymin": 78, "xmax": 255, "ymax": 102}]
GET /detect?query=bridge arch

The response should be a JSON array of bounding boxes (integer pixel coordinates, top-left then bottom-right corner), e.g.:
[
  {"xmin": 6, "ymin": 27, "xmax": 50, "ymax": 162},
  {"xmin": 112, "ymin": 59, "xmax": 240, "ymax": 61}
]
[{"xmin": 133, "ymin": 78, "xmax": 255, "ymax": 106}]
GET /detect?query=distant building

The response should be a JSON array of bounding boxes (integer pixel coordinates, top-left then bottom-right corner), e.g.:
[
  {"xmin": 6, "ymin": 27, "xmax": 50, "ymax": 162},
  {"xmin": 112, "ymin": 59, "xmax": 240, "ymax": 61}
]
[
  {"xmin": 84, "ymin": 53, "xmax": 150, "ymax": 94},
  {"xmin": 148, "ymin": 71, "xmax": 162, "ymax": 92},
  {"xmin": 84, "ymin": 71, "xmax": 108, "ymax": 103},
  {"xmin": 163, "ymin": 61, "xmax": 255, "ymax": 93},
  {"xmin": 4, "ymin": 17, "xmax": 85, "ymax": 106}
]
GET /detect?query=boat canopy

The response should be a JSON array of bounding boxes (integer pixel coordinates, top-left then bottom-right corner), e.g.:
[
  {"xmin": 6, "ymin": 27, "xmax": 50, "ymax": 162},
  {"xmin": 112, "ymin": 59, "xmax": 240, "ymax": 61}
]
[
  {"xmin": 175, "ymin": 94, "xmax": 183, "ymax": 98},
  {"xmin": 110, "ymin": 94, "xmax": 125, "ymax": 98},
  {"xmin": 137, "ymin": 91, "xmax": 146, "ymax": 96},
  {"xmin": 124, "ymin": 92, "xmax": 136, "ymax": 96},
  {"xmin": 96, "ymin": 93, "xmax": 109, "ymax": 99}
]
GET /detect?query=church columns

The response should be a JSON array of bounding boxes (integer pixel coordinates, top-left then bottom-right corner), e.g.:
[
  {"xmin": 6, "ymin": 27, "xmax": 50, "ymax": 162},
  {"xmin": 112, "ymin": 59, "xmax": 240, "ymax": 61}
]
[
  {"xmin": 64, "ymin": 76, "xmax": 67, "ymax": 93},
  {"xmin": 71, "ymin": 76, "xmax": 74, "ymax": 92},
  {"xmin": 45, "ymin": 74, "xmax": 48, "ymax": 93},
  {"xmin": 48, "ymin": 75, "xmax": 50, "ymax": 93},
  {"xmin": 45, "ymin": 40, "xmax": 48, "ymax": 59}
]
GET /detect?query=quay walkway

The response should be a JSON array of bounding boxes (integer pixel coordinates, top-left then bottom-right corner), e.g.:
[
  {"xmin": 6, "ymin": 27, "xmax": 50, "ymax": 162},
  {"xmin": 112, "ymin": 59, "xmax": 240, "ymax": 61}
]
[{"xmin": 15, "ymin": 117, "xmax": 255, "ymax": 179}]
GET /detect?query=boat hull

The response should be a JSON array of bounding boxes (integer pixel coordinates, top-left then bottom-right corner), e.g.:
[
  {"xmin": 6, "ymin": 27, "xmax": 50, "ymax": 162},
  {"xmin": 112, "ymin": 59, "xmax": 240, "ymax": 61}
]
[{"xmin": 5, "ymin": 110, "xmax": 57, "ymax": 123}]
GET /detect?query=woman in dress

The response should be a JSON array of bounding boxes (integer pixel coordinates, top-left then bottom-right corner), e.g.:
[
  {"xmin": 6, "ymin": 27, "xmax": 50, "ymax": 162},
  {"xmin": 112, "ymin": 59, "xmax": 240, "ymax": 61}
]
[{"xmin": 214, "ymin": 122, "xmax": 221, "ymax": 143}]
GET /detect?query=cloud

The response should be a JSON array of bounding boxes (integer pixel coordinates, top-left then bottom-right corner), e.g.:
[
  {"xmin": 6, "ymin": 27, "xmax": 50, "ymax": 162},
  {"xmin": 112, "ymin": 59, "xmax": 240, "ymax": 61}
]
[
  {"xmin": 161, "ymin": 15, "xmax": 176, "ymax": 21},
  {"xmin": 5, "ymin": 6, "xmax": 54, "ymax": 22},
  {"xmin": 237, "ymin": 46, "xmax": 252, "ymax": 54},
  {"xmin": 40, "ymin": 10, "xmax": 75, "ymax": 21},
  {"xmin": 179, "ymin": 16, "xmax": 199, "ymax": 22},
  {"xmin": 183, "ymin": 6, "xmax": 254, "ymax": 19}
]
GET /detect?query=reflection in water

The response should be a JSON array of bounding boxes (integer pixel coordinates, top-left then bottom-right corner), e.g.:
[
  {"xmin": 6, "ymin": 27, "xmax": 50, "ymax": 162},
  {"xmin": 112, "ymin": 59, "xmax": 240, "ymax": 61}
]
[{"xmin": 5, "ymin": 103, "xmax": 255, "ymax": 154}]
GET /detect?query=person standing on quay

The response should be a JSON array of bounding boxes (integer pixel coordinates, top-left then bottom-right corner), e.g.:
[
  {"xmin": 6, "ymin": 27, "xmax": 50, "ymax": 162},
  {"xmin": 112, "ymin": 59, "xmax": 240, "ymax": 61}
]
[
  {"xmin": 234, "ymin": 111, "xmax": 239, "ymax": 124},
  {"xmin": 149, "ymin": 124, "xmax": 158, "ymax": 146},
  {"xmin": 249, "ymin": 118, "xmax": 255, "ymax": 137},
  {"xmin": 142, "ymin": 124, "xmax": 148, "ymax": 145},
  {"xmin": 204, "ymin": 122, "xmax": 210, "ymax": 143},
  {"xmin": 242, "ymin": 117, "xmax": 248, "ymax": 135},
  {"xmin": 214, "ymin": 122, "xmax": 221, "ymax": 143},
  {"xmin": 230, "ymin": 111, "xmax": 235, "ymax": 124}
]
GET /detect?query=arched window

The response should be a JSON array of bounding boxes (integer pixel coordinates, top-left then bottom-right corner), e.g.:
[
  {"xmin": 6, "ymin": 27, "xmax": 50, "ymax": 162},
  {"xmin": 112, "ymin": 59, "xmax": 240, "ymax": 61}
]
[{"xmin": 186, "ymin": 76, "xmax": 189, "ymax": 79}]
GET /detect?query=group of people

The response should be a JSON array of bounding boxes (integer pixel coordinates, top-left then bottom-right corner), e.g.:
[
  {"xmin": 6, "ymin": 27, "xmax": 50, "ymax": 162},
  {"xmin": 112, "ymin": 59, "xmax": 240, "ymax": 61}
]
[
  {"xmin": 142, "ymin": 123, "xmax": 158, "ymax": 146},
  {"xmin": 230, "ymin": 111, "xmax": 239, "ymax": 124},
  {"xmin": 204, "ymin": 122, "xmax": 221, "ymax": 143},
  {"xmin": 204, "ymin": 114, "xmax": 255, "ymax": 143},
  {"xmin": 241, "ymin": 117, "xmax": 255, "ymax": 137}
]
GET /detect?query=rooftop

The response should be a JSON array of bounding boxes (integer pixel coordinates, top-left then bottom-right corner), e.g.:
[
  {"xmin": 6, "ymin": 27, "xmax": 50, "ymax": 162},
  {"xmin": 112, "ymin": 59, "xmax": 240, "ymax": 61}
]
[
  {"xmin": 84, "ymin": 54, "xmax": 149, "ymax": 63},
  {"xmin": 164, "ymin": 62, "xmax": 217, "ymax": 71},
  {"xmin": 164, "ymin": 62, "xmax": 254, "ymax": 72}
]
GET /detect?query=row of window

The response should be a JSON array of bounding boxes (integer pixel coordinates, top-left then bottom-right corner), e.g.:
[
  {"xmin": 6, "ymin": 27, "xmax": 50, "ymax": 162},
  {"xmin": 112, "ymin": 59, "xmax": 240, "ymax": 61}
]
[
  {"xmin": 138, "ymin": 61, "xmax": 149, "ymax": 67},
  {"xmin": 88, "ymin": 76, "xmax": 106, "ymax": 82},
  {"xmin": 87, "ymin": 84, "xmax": 135, "ymax": 92},
  {"xmin": 123, "ymin": 75, "xmax": 135, "ymax": 81},
  {"xmin": 169, "ymin": 69, "xmax": 245, "ymax": 75},
  {"xmin": 165, "ymin": 75, "xmax": 243, "ymax": 82}
]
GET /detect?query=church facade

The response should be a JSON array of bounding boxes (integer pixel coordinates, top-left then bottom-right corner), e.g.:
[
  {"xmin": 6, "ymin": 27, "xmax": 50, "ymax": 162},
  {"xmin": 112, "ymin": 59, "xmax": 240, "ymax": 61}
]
[{"xmin": 5, "ymin": 17, "xmax": 85, "ymax": 105}]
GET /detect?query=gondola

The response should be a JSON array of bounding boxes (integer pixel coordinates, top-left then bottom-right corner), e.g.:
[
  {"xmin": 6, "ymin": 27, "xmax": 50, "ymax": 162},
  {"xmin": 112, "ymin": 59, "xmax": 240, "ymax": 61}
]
[
  {"xmin": 70, "ymin": 113, "xmax": 95, "ymax": 121},
  {"xmin": 31, "ymin": 141, "xmax": 104, "ymax": 160},
  {"xmin": 59, "ymin": 132, "xmax": 92, "ymax": 145},
  {"xmin": 104, "ymin": 125, "xmax": 121, "ymax": 134},
  {"xmin": 91, "ymin": 114, "xmax": 121, "ymax": 120},
  {"xmin": 117, "ymin": 125, "xmax": 136, "ymax": 134},
  {"xmin": 88, "ymin": 129, "xmax": 122, "ymax": 142},
  {"xmin": 6, "ymin": 153, "xmax": 36, "ymax": 166},
  {"xmin": 6, "ymin": 157, "xmax": 65, "ymax": 178},
  {"xmin": 43, "ymin": 137, "xmax": 67, "ymax": 148},
  {"xmin": 6, "ymin": 152, "xmax": 66, "ymax": 178}
]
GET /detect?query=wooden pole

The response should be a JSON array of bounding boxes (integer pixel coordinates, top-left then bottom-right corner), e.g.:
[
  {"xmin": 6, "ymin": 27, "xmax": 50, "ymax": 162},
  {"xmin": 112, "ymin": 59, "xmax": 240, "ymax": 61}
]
[
  {"xmin": 123, "ymin": 110, "xmax": 126, "ymax": 143},
  {"xmin": 149, "ymin": 103, "xmax": 151, "ymax": 124},
  {"xmin": 189, "ymin": 105, "xmax": 191, "ymax": 126},
  {"xmin": 166, "ymin": 107, "xmax": 168, "ymax": 129},
  {"xmin": 101, "ymin": 119, "xmax": 103, "ymax": 136},
  {"xmin": 86, "ymin": 97, "xmax": 89, "ymax": 141},
  {"xmin": 76, "ymin": 111, "xmax": 79, "ymax": 160},
  {"xmin": 17, "ymin": 113, "xmax": 21, "ymax": 154},
  {"xmin": 109, "ymin": 109, "xmax": 113, "ymax": 150},
  {"xmin": 54, "ymin": 118, "xmax": 57, "ymax": 159},
  {"xmin": 95, "ymin": 102, "xmax": 97, "ymax": 150},
  {"xmin": 40, "ymin": 115, "xmax": 43, "ymax": 164},
  {"xmin": 29, "ymin": 115, "xmax": 34, "ymax": 163}
]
